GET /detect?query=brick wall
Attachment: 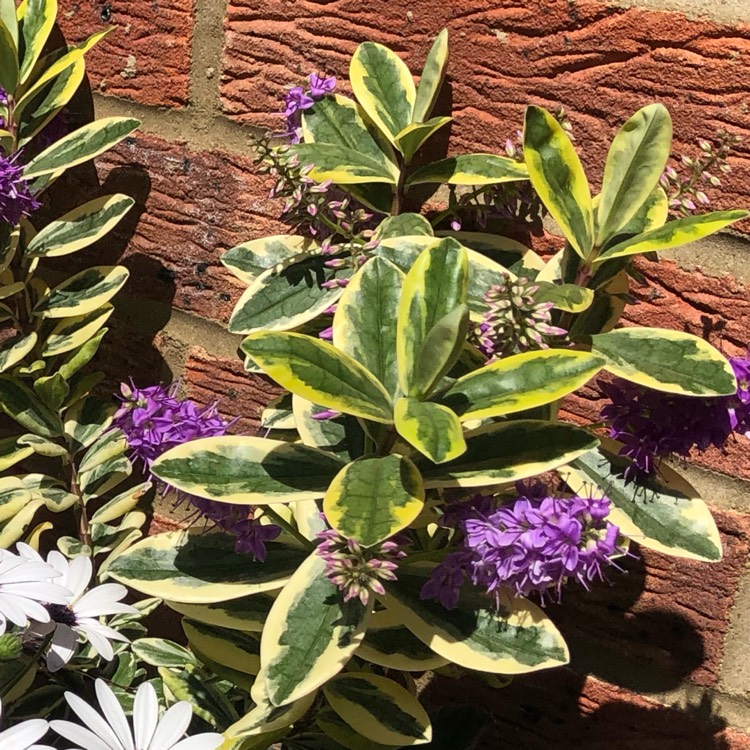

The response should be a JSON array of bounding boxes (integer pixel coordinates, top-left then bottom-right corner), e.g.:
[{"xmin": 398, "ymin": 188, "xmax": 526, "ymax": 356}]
[{"xmin": 55, "ymin": 0, "xmax": 750, "ymax": 744}]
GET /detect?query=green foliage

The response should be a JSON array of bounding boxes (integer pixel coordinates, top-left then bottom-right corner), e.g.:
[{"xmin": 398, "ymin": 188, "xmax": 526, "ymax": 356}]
[
  {"xmin": 144, "ymin": 29, "xmax": 747, "ymax": 749},
  {"xmin": 1, "ymin": 17, "xmax": 746, "ymax": 750}
]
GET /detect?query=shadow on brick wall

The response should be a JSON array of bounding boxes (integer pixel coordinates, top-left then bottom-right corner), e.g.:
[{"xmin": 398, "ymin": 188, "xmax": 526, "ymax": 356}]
[
  {"xmin": 421, "ymin": 548, "xmax": 730, "ymax": 748},
  {"xmin": 37, "ymin": 76, "xmax": 178, "ymax": 391},
  {"xmin": 546, "ymin": 552, "xmax": 706, "ymax": 693},
  {"xmin": 424, "ymin": 667, "xmax": 732, "ymax": 750}
]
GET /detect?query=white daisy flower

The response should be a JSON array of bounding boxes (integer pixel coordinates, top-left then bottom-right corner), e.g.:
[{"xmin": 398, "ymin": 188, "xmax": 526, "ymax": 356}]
[
  {"xmin": 0, "ymin": 700, "xmax": 54, "ymax": 750},
  {"xmin": 17, "ymin": 544, "xmax": 138, "ymax": 671},
  {"xmin": 51, "ymin": 679, "xmax": 224, "ymax": 750},
  {"xmin": 0, "ymin": 549, "xmax": 70, "ymax": 635}
]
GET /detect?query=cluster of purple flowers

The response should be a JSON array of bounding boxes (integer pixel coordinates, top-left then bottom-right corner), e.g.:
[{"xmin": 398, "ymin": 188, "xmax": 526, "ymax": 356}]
[
  {"xmin": 0, "ymin": 87, "xmax": 40, "ymax": 227},
  {"xmin": 601, "ymin": 355, "xmax": 750, "ymax": 477},
  {"xmin": 660, "ymin": 129, "xmax": 740, "ymax": 217},
  {"xmin": 476, "ymin": 274, "xmax": 566, "ymax": 361},
  {"xmin": 0, "ymin": 150, "xmax": 40, "ymax": 226},
  {"xmin": 281, "ymin": 73, "xmax": 336, "ymax": 144},
  {"xmin": 113, "ymin": 381, "xmax": 280, "ymax": 560},
  {"xmin": 316, "ymin": 526, "xmax": 407, "ymax": 605},
  {"xmin": 421, "ymin": 486, "xmax": 623, "ymax": 609}
]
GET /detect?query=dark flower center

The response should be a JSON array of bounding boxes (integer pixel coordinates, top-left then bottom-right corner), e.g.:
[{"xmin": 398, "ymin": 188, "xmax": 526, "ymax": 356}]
[{"xmin": 46, "ymin": 604, "xmax": 77, "ymax": 627}]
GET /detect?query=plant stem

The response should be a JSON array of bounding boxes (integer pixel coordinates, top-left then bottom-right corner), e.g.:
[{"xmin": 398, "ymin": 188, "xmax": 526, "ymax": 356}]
[
  {"xmin": 391, "ymin": 160, "xmax": 406, "ymax": 215},
  {"xmin": 262, "ymin": 506, "xmax": 313, "ymax": 549},
  {"xmin": 67, "ymin": 454, "xmax": 93, "ymax": 551},
  {"xmin": 376, "ymin": 427, "xmax": 398, "ymax": 456}
]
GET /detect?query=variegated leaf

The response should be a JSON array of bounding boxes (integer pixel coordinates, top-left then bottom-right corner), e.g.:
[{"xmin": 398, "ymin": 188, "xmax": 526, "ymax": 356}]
[
  {"xmin": 397, "ymin": 238, "xmax": 468, "ymax": 399},
  {"xmin": 592, "ymin": 327, "xmax": 736, "ymax": 396},
  {"xmin": 228, "ymin": 252, "xmax": 349, "ymax": 334},
  {"xmin": 419, "ymin": 420, "xmax": 598, "ymax": 489},
  {"xmin": 595, "ymin": 210, "xmax": 749, "ymax": 264},
  {"xmin": 242, "ymin": 332, "xmax": 394, "ymax": 424},
  {"xmin": 406, "ymin": 154, "xmax": 528, "ymax": 187},
  {"xmin": 395, "ymin": 117, "xmax": 452, "ymax": 162},
  {"xmin": 34, "ymin": 265, "xmax": 129, "ymax": 318},
  {"xmin": 183, "ymin": 619, "xmax": 261, "ymax": 676},
  {"xmin": 0, "ymin": 17, "xmax": 18, "ymax": 93},
  {"xmin": 350, "ymin": 41, "xmax": 416, "ymax": 145},
  {"xmin": 442, "ymin": 349, "xmax": 605, "ymax": 421},
  {"xmin": 0, "ymin": 375, "xmax": 63, "ymax": 436},
  {"xmin": 323, "ymin": 454, "xmax": 424, "ymax": 548},
  {"xmin": 166, "ymin": 594, "xmax": 275, "ymax": 633},
  {"xmin": 290, "ymin": 143, "xmax": 397, "ymax": 185},
  {"xmin": 0, "ymin": 333, "xmax": 36, "ymax": 373},
  {"xmin": 357, "ymin": 625, "xmax": 448, "ymax": 672},
  {"xmin": 0, "ymin": 477, "xmax": 32, "ymax": 523},
  {"xmin": 394, "ymin": 398, "xmax": 466, "ymax": 464},
  {"xmin": 19, "ymin": 0, "xmax": 56, "ymax": 82},
  {"xmin": 25, "ymin": 195, "xmax": 134, "ymax": 258},
  {"xmin": 152, "ymin": 435, "xmax": 345, "ymax": 505},
  {"xmin": 524, "ymin": 105, "xmax": 594, "ymax": 260},
  {"xmin": 259, "ymin": 552, "xmax": 370, "ymax": 707},
  {"xmin": 596, "ymin": 104, "xmax": 672, "ymax": 245},
  {"xmin": 324, "ymin": 673, "xmax": 432, "ymax": 746},
  {"xmin": 302, "ymin": 94, "xmax": 397, "ymax": 169},
  {"xmin": 23, "ymin": 117, "xmax": 140, "ymax": 178},
  {"xmin": 333, "ymin": 256, "xmax": 403, "ymax": 397},
  {"xmin": 375, "ymin": 214, "xmax": 434, "ymax": 239},
  {"xmin": 226, "ymin": 679, "xmax": 316, "ymax": 739},
  {"xmin": 566, "ymin": 438, "xmax": 722, "ymax": 561},
  {"xmin": 412, "ymin": 29, "xmax": 449, "ymax": 123},
  {"xmin": 42, "ymin": 304, "xmax": 113, "ymax": 356},
  {"xmin": 383, "ymin": 572, "xmax": 569, "ymax": 673},
  {"xmin": 221, "ymin": 235, "xmax": 314, "ymax": 284},
  {"xmin": 107, "ymin": 530, "xmax": 307, "ymax": 603}
]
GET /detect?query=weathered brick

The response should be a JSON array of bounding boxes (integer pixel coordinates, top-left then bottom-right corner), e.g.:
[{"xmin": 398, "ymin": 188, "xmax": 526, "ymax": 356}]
[
  {"xmin": 183, "ymin": 347, "xmax": 284, "ymax": 433},
  {"xmin": 548, "ymin": 509, "xmax": 750, "ymax": 688},
  {"xmin": 48, "ymin": 132, "xmax": 286, "ymax": 324},
  {"xmin": 57, "ymin": 0, "xmax": 193, "ymax": 107},
  {"xmin": 221, "ymin": 0, "xmax": 750, "ymax": 231},
  {"xmin": 424, "ymin": 672, "xmax": 750, "ymax": 749}
]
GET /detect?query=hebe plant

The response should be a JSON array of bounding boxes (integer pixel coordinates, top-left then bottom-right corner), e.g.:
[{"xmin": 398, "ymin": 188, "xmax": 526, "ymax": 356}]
[
  {"xmin": 0, "ymin": 6, "xmax": 748, "ymax": 748},
  {"xmin": 105, "ymin": 31, "xmax": 748, "ymax": 749}
]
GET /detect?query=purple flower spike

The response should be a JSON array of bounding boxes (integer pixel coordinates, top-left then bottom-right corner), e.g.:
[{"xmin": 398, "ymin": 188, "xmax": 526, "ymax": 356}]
[
  {"xmin": 114, "ymin": 380, "xmax": 280, "ymax": 559},
  {"xmin": 316, "ymin": 526, "xmax": 408, "ymax": 605},
  {"xmin": 0, "ymin": 151, "xmax": 40, "ymax": 225},
  {"xmin": 308, "ymin": 73, "xmax": 336, "ymax": 98},
  {"xmin": 600, "ymin": 379, "xmax": 734, "ymax": 477},
  {"xmin": 728, "ymin": 355, "xmax": 750, "ymax": 436},
  {"xmin": 421, "ymin": 485, "xmax": 625, "ymax": 608}
]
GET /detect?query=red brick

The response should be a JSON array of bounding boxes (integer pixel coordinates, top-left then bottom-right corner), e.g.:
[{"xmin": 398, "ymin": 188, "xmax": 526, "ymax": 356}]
[
  {"xmin": 147, "ymin": 512, "xmax": 183, "ymax": 536},
  {"xmin": 57, "ymin": 0, "xmax": 193, "ymax": 107},
  {"xmin": 424, "ymin": 672, "xmax": 750, "ymax": 749},
  {"xmin": 546, "ymin": 509, "xmax": 750, "ymax": 688},
  {"xmin": 183, "ymin": 347, "xmax": 283, "ymax": 434},
  {"xmin": 221, "ymin": 0, "xmax": 750, "ymax": 231},
  {"xmin": 49, "ymin": 132, "xmax": 286, "ymax": 324}
]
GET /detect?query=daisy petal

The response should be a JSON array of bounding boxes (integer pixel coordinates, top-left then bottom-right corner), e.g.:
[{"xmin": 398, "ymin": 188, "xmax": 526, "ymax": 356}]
[
  {"xmin": 64, "ymin": 691, "xmax": 125, "ymax": 750},
  {"xmin": 148, "ymin": 702, "xmax": 191, "ymax": 749},
  {"xmin": 46, "ymin": 624, "xmax": 79, "ymax": 673},
  {"xmin": 0, "ymin": 718, "xmax": 49, "ymax": 746},
  {"xmin": 95, "ymin": 679, "xmax": 134, "ymax": 750},
  {"xmin": 170, "ymin": 734, "xmax": 224, "ymax": 750},
  {"xmin": 65, "ymin": 555, "xmax": 93, "ymax": 601},
  {"xmin": 50, "ymin": 719, "xmax": 116, "ymax": 750},
  {"xmin": 75, "ymin": 585, "xmax": 135, "ymax": 618},
  {"xmin": 133, "ymin": 682, "xmax": 159, "ymax": 750}
]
